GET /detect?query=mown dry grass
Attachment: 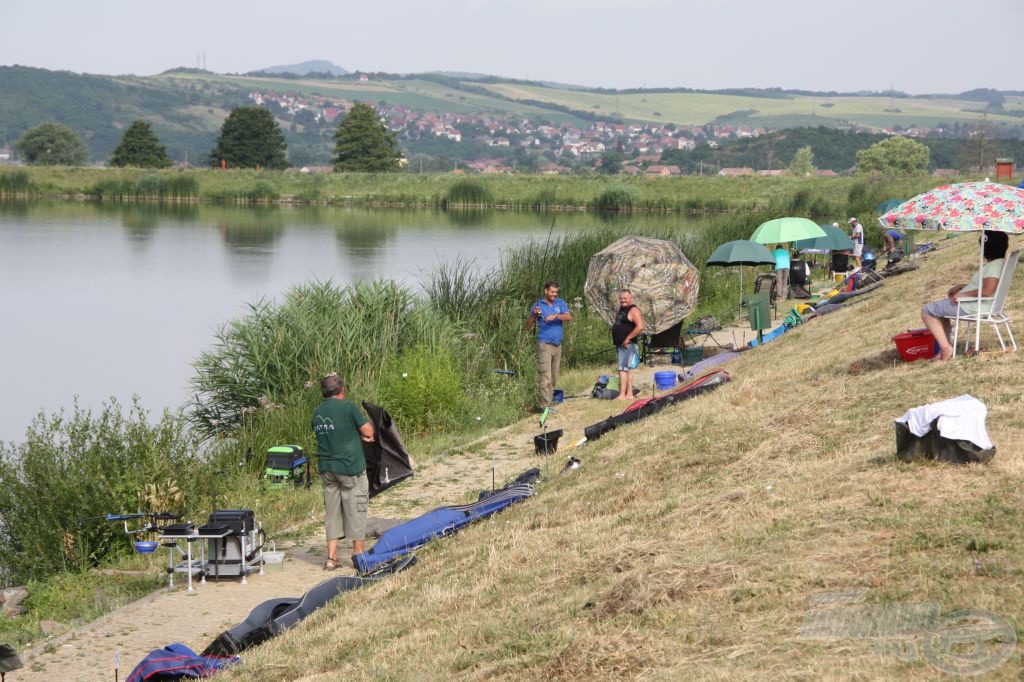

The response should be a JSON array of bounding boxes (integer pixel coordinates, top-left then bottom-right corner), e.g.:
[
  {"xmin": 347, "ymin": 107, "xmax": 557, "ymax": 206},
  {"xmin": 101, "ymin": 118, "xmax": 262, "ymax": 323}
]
[{"xmin": 220, "ymin": 234, "xmax": 1024, "ymax": 680}]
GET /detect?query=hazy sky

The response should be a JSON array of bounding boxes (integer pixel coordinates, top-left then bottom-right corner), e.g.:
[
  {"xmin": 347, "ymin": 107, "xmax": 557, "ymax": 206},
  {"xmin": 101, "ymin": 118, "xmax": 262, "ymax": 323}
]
[{"xmin": 2, "ymin": 0, "xmax": 1021, "ymax": 93}]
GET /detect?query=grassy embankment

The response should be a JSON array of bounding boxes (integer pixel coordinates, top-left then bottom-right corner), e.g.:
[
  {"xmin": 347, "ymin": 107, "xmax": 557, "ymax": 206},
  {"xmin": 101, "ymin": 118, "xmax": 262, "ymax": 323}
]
[
  {"xmin": 0, "ymin": 165, "xmax": 946, "ymax": 212},
  {"xmin": 217, "ymin": 233, "xmax": 1024, "ymax": 680},
  {"xmin": 0, "ymin": 179, "xmax": 960, "ymax": 654}
]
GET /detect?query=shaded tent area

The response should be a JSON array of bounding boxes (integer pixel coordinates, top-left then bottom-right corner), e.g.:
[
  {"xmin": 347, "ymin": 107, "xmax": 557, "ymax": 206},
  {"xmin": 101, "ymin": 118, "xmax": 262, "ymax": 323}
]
[
  {"xmin": 583, "ymin": 370, "xmax": 731, "ymax": 442},
  {"xmin": 201, "ymin": 556, "xmax": 416, "ymax": 659},
  {"xmin": 362, "ymin": 402, "xmax": 414, "ymax": 497},
  {"xmin": 354, "ymin": 468, "xmax": 540, "ymax": 575}
]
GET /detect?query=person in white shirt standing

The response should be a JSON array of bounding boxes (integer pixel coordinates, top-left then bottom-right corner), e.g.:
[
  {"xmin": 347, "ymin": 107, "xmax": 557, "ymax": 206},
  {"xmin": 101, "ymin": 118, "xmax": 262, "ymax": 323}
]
[{"xmin": 848, "ymin": 217, "xmax": 864, "ymax": 268}]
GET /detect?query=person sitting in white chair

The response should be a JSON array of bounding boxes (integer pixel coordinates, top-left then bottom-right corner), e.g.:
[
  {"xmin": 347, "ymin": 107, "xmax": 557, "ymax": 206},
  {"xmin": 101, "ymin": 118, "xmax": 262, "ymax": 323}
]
[{"xmin": 921, "ymin": 231, "xmax": 1008, "ymax": 362}]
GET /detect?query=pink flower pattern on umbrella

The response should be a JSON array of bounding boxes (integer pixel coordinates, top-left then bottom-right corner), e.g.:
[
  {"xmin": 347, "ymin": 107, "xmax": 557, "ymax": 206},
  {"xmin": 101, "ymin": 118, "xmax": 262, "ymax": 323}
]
[{"xmin": 879, "ymin": 182, "xmax": 1024, "ymax": 234}]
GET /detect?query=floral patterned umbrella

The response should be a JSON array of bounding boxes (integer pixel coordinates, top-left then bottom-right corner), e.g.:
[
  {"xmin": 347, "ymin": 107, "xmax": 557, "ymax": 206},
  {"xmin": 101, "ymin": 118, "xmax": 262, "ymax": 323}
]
[
  {"xmin": 879, "ymin": 181, "xmax": 1024, "ymax": 352},
  {"xmin": 879, "ymin": 181, "xmax": 1024, "ymax": 234}
]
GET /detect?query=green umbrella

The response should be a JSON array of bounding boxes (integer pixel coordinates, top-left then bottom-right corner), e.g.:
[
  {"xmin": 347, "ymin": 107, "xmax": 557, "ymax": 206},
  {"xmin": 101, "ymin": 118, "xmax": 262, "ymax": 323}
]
[
  {"xmin": 794, "ymin": 224, "xmax": 855, "ymax": 253},
  {"xmin": 706, "ymin": 240, "xmax": 776, "ymax": 313},
  {"xmin": 875, "ymin": 199, "xmax": 904, "ymax": 214},
  {"xmin": 706, "ymin": 240, "xmax": 776, "ymax": 266},
  {"xmin": 750, "ymin": 217, "xmax": 826, "ymax": 245}
]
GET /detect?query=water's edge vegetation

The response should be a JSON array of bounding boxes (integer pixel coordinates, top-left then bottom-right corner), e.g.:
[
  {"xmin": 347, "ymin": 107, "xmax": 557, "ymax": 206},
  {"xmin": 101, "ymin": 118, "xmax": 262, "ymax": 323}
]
[
  {"xmin": 0, "ymin": 178, "xmax": 922, "ymax": 648},
  {"xmin": 0, "ymin": 166, "xmax": 945, "ymax": 213}
]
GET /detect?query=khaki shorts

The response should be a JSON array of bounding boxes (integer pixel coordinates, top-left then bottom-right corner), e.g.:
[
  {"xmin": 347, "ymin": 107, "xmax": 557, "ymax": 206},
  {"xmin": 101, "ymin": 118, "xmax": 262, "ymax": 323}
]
[{"xmin": 320, "ymin": 471, "xmax": 368, "ymax": 541}]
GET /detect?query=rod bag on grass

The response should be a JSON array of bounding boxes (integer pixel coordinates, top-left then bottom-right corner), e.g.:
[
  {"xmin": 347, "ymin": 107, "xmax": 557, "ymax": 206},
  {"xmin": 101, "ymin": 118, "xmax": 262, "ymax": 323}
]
[
  {"xmin": 583, "ymin": 370, "xmax": 731, "ymax": 442},
  {"xmin": 353, "ymin": 468, "xmax": 539, "ymax": 575},
  {"xmin": 202, "ymin": 555, "xmax": 415, "ymax": 658},
  {"xmin": 127, "ymin": 643, "xmax": 238, "ymax": 682}
]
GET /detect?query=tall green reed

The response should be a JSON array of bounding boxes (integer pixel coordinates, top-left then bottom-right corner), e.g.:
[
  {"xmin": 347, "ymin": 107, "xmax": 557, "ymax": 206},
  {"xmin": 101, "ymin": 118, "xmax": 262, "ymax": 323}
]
[{"xmin": 0, "ymin": 398, "xmax": 200, "ymax": 583}]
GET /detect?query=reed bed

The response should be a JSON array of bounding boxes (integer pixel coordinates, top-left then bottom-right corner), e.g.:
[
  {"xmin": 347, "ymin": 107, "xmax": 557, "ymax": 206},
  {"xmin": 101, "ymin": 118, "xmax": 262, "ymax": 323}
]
[{"xmin": 4, "ymin": 166, "xmax": 945, "ymax": 214}]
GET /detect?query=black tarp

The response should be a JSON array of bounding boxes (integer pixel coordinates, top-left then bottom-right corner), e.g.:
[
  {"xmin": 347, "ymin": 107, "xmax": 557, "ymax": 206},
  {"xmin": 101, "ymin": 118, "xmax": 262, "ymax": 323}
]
[{"xmin": 361, "ymin": 402, "xmax": 414, "ymax": 498}]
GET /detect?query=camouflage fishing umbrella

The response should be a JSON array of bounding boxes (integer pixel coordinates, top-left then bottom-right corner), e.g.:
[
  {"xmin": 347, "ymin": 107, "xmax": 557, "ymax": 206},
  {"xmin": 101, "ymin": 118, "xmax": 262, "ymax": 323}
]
[{"xmin": 585, "ymin": 235, "xmax": 700, "ymax": 334}]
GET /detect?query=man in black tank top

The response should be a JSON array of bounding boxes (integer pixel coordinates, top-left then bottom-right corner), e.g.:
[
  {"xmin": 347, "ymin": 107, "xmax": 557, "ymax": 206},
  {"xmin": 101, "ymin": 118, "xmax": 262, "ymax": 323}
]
[{"xmin": 612, "ymin": 290, "xmax": 644, "ymax": 399}]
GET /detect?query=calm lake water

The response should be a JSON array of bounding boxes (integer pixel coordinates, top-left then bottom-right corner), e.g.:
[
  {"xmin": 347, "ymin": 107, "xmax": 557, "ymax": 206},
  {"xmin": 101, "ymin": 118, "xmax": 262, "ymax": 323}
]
[{"xmin": 0, "ymin": 201, "xmax": 701, "ymax": 443}]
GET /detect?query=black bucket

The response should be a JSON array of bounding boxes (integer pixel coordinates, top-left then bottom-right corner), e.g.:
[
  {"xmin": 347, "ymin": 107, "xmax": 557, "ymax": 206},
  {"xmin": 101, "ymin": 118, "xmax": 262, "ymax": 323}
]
[{"xmin": 533, "ymin": 429, "xmax": 563, "ymax": 454}]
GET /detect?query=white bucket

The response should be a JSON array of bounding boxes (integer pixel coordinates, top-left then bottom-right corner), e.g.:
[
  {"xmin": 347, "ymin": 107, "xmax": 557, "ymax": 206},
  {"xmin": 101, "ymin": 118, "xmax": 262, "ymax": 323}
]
[{"xmin": 263, "ymin": 542, "xmax": 285, "ymax": 572}]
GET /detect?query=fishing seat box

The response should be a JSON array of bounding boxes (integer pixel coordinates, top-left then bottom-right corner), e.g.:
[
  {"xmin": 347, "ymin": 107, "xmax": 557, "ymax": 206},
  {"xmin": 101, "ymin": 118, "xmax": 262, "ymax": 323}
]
[
  {"xmin": 206, "ymin": 509, "xmax": 255, "ymax": 535},
  {"xmin": 266, "ymin": 445, "xmax": 303, "ymax": 470}
]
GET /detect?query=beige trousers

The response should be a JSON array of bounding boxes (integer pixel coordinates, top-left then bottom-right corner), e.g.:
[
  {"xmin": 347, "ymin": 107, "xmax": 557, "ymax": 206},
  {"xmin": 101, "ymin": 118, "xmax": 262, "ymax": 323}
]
[
  {"xmin": 320, "ymin": 471, "xmax": 368, "ymax": 541},
  {"xmin": 536, "ymin": 342, "xmax": 562, "ymax": 408}
]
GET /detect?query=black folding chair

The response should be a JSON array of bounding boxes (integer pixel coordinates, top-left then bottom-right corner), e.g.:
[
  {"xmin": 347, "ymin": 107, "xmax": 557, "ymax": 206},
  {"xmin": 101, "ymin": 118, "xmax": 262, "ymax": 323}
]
[
  {"xmin": 752, "ymin": 273, "xmax": 779, "ymax": 320},
  {"xmin": 639, "ymin": 321, "xmax": 683, "ymax": 364}
]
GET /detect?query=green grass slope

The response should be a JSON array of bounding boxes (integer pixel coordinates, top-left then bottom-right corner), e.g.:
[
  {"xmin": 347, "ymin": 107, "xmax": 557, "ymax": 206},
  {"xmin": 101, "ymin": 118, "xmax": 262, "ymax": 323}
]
[
  {"xmin": 219, "ymin": 234, "xmax": 1024, "ymax": 680},
  {"xmin": 480, "ymin": 82, "xmax": 1023, "ymax": 130},
  {"xmin": 0, "ymin": 66, "xmax": 248, "ymax": 161}
]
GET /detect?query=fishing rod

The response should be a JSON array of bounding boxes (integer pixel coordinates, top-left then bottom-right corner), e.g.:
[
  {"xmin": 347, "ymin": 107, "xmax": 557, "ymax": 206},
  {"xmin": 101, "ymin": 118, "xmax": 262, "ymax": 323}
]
[{"xmin": 536, "ymin": 214, "xmax": 557, "ymax": 293}]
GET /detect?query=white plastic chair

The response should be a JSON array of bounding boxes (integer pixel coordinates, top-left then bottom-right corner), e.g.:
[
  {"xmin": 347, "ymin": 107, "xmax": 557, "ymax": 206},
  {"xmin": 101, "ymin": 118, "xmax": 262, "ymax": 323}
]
[{"xmin": 946, "ymin": 250, "xmax": 1019, "ymax": 356}]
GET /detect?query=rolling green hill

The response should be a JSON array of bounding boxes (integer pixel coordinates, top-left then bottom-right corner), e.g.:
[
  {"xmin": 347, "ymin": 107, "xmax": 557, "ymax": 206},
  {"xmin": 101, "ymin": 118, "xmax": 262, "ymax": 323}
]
[{"xmin": 477, "ymin": 82, "xmax": 1024, "ymax": 131}]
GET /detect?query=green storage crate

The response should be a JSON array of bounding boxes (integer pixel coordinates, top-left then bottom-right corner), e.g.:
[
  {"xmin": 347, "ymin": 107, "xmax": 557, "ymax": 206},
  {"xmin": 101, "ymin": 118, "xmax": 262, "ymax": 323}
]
[{"xmin": 682, "ymin": 346, "xmax": 704, "ymax": 366}]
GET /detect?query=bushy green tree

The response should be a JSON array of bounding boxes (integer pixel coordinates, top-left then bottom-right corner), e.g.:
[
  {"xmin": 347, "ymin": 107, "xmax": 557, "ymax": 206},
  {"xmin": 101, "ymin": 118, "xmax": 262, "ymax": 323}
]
[
  {"xmin": 788, "ymin": 145, "xmax": 815, "ymax": 176},
  {"xmin": 209, "ymin": 106, "xmax": 288, "ymax": 169},
  {"xmin": 16, "ymin": 122, "xmax": 88, "ymax": 165},
  {"xmin": 600, "ymin": 150, "xmax": 624, "ymax": 175},
  {"xmin": 333, "ymin": 102, "xmax": 402, "ymax": 172},
  {"xmin": 109, "ymin": 120, "xmax": 171, "ymax": 168},
  {"xmin": 856, "ymin": 136, "xmax": 929, "ymax": 175}
]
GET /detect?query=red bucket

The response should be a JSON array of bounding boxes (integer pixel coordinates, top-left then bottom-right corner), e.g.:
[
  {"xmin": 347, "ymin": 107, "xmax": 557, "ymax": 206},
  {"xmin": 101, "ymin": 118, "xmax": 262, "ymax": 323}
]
[{"xmin": 892, "ymin": 329, "xmax": 938, "ymax": 362}]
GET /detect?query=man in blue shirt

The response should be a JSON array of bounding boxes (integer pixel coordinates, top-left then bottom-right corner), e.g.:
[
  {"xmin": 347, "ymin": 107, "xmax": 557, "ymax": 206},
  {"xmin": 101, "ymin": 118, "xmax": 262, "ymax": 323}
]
[
  {"xmin": 525, "ymin": 280, "xmax": 572, "ymax": 410},
  {"xmin": 883, "ymin": 229, "xmax": 903, "ymax": 256}
]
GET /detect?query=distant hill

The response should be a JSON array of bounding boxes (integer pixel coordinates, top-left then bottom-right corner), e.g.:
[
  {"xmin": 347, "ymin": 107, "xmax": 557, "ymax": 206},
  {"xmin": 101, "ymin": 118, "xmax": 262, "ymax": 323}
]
[
  {"xmin": 257, "ymin": 60, "xmax": 348, "ymax": 76},
  {"xmin": 1, "ymin": 65, "xmax": 1021, "ymax": 167},
  {"xmin": 0, "ymin": 65, "xmax": 249, "ymax": 162}
]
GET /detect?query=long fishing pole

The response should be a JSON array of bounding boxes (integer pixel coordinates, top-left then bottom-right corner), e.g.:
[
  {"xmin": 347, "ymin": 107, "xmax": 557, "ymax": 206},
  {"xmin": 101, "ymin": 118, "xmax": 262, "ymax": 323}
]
[{"xmin": 536, "ymin": 214, "xmax": 557, "ymax": 293}]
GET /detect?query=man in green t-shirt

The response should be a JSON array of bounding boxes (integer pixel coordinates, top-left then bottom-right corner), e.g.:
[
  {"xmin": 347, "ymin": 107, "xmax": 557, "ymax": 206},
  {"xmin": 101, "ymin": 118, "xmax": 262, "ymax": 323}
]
[{"xmin": 312, "ymin": 373, "xmax": 374, "ymax": 570}]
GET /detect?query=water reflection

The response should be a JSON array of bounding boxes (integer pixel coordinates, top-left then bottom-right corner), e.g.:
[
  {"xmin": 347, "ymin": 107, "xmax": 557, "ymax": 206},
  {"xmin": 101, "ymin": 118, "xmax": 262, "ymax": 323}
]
[
  {"xmin": 218, "ymin": 208, "xmax": 286, "ymax": 250},
  {"xmin": 0, "ymin": 200, "xmax": 709, "ymax": 442}
]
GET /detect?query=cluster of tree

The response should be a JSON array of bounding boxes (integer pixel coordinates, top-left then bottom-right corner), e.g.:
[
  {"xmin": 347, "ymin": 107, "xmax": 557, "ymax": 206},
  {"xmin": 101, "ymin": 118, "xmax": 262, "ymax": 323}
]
[
  {"xmin": 15, "ymin": 102, "xmax": 405, "ymax": 173},
  {"xmin": 658, "ymin": 126, "xmax": 1024, "ymax": 174}
]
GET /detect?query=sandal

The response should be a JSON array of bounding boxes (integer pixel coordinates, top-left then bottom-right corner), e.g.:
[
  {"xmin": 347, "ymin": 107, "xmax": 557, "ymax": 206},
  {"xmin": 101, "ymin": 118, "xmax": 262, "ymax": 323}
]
[{"xmin": 323, "ymin": 558, "xmax": 340, "ymax": 571}]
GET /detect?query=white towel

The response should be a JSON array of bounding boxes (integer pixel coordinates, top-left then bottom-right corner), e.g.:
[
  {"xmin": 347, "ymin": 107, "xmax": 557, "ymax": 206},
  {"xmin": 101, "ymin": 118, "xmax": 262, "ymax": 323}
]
[{"xmin": 894, "ymin": 394, "xmax": 993, "ymax": 450}]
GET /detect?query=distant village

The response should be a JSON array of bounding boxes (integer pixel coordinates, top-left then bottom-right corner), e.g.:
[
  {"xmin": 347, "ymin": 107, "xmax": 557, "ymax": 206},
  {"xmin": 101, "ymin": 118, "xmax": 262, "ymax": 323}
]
[
  {"xmin": 247, "ymin": 88, "xmax": 958, "ymax": 176},
  {"xmin": 0, "ymin": 86, "xmax": 971, "ymax": 174}
]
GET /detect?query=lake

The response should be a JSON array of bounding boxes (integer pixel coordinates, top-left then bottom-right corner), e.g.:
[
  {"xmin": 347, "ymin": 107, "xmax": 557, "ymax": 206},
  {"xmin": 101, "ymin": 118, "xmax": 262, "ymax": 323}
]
[{"xmin": 0, "ymin": 201, "xmax": 699, "ymax": 442}]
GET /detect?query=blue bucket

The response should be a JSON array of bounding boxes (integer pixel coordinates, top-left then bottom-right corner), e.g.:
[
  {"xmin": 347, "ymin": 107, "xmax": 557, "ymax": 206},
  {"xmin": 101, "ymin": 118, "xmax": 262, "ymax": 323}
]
[
  {"xmin": 553, "ymin": 389, "xmax": 564, "ymax": 404},
  {"xmin": 134, "ymin": 540, "xmax": 159, "ymax": 554},
  {"xmin": 654, "ymin": 371, "xmax": 677, "ymax": 390}
]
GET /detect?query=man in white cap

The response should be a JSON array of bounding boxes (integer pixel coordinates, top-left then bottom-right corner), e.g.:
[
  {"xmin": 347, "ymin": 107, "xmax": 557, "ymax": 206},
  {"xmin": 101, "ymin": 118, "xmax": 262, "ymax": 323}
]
[{"xmin": 848, "ymin": 217, "xmax": 864, "ymax": 268}]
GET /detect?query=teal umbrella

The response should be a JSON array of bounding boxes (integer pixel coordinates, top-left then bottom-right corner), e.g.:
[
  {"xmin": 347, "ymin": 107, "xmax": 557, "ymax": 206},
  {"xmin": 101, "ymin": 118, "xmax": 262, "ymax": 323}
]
[
  {"xmin": 706, "ymin": 240, "xmax": 776, "ymax": 312},
  {"xmin": 750, "ymin": 217, "xmax": 826, "ymax": 245},
  {"xmin": 794, "ymin": 224, "xmax": 855, "ymax": 253},
  {"xmin": 875, "ymin": 199, "xmax": 905, "ymax": 214},
  {"xmin": 706, "ymin": 240, "xmax": 776, "ymax": 266}
]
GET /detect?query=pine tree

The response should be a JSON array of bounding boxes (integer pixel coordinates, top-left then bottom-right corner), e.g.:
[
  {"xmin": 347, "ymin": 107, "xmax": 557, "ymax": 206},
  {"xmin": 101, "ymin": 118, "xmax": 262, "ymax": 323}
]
[
  {"xmin": 333, "ymin": 103, "xmax": 402, "ymax": 172},
  {"xmin": 209, "ymin": 106, "xmax": 289, "ymax": 169},
  {"xmin": 109, "ymin": 120, "xmax": 171, "ymax": 168}
]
